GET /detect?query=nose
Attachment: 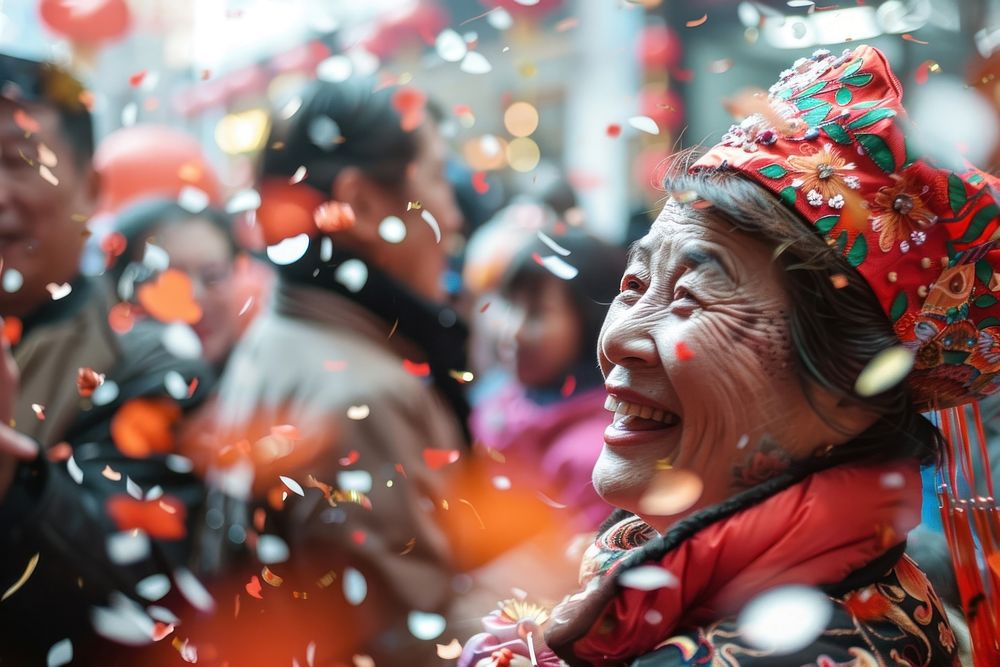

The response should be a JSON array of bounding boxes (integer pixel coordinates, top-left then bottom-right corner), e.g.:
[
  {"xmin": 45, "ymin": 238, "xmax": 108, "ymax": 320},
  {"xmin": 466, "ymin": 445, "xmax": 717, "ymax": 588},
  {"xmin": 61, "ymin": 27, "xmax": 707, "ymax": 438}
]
[{"xmin": 599, "ymin": 311, "xmax": 658, "ymax": 371}]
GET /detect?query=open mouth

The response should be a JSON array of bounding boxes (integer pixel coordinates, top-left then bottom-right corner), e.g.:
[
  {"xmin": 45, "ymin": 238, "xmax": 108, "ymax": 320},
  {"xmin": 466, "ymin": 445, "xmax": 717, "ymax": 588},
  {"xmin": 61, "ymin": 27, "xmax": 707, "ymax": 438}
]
[{"xmin": 604, "ymin": 396, "xmax": 680, "ymax": 431}]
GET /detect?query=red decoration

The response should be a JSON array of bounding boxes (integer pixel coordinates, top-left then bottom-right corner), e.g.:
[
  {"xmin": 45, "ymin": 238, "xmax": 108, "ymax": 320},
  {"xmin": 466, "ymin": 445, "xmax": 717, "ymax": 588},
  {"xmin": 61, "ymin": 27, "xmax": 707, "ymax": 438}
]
[
  {"xmin": 637, "ymin": 25, "xmax": 681, "ymax": 72},
  {"xmin": 38, "ymin": 0, "xmax": 131, "ymax": 45},
  {"xmin": 94, "ymin": 125, "xmax": 222, "ymax": 215},
  {"xmin": 480, "ymin": 0, "xmax": 562, "ymax": 19},
  {"xmin": 254, "ymin": 179, "xmax": 326, "ymax": 246},
  {"xmin": 363, "ymin": 1, "xmax": 449, "ymax": 59}
]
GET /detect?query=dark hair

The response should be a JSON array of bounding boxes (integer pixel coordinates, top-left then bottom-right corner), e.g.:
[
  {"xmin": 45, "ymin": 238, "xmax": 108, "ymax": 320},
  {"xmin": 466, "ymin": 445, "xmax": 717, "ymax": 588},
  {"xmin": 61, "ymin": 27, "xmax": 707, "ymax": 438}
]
[
  {"xmin": 0, "ymin": 54, "xmax": 93, "ymax": 165},
  {"xmin": 260, "ymin": 77, "xmax": 419, "ymax": 194},
  {"xmin": 500, "ymin": 228, "xmax": 627, "ymax": 383},
  {"xmin": 661, "ymin": 159, "xmax": 942, "ymax": 467},
  {"xmin": 109, "ymin": 197, "xmax": 237, "ymax": 286}
]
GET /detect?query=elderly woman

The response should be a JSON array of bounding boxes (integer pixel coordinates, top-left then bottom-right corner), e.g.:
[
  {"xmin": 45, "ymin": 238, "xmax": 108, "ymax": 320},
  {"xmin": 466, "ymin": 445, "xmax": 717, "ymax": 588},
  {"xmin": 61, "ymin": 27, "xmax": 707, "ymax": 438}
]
[{"xmin": 461, "ymin": 45, "xmax": 988, "ymax": 667}]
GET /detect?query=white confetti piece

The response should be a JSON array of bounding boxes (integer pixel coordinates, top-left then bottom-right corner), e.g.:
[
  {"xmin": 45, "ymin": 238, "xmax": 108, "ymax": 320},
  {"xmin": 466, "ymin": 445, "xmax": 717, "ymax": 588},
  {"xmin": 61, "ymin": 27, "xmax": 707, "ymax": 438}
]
[
  {"xmin": 347, "ymin": 405, "xmax": 370, "ymax": 420},
  {"xmin": 257, "ymin": 534, "xmax": 290, "ymax": 564},
  {"xmin": 460, "ymin": 52, "xmax": 492, "ymax": 74},
  {"xmin": 317, "ymin": 55, "xmax": 353, "ymax": 83},
  {"xmin": 142, "ymin": 243, "xmax": 170, "ymax": 272},
  {"xmin": 378, "ymin": 216, "xmax": 407, "ymax": 244},
  {"xmin": 290, "ymin": 165, "xmax": 308, "ymax": 184},
  {"xmin": 107, "ymin": 531, "xmax": 151, "ymax": 565},
  {"xmin": 537, "ymin": 230, "xmax": 571, "ymax": 256},
  {"xmin": 628, "ymin": 115, "xmax": 660, "ymax": 135},
  {"xmin": 174, "ymin": 567, "xmax": 215, "ymax": 613},
  {"xmin": 121, "ymin": 103, "xmax": 138, "ymax": 127},
  {"xmin": 91, "ymin": 380, "xmax": 119, "ymax": 406},
  {"xmin": 619, "ymin": 565, "xmax": 679, "ymax": 591},
  {"xmin": 539, "ymin": 255, "xmax": 579, "ymax": 280},
  {"xmin": 91, "ymin": 593, "xmax": 155, "ymax": 646},
  {"xmin": 421, "ymin": 209, "xmax": 441, "ymax": 243},
  {"xmin": 492, "ymin": 475, "xmax": 511, "ymax": 490},
  {"xmin": 46, "ymin": 638, "xmax": 72, "ymax": 667},
  {"xmin": 436, "ymin": 639, "xmax": 462, "ymax": 660},
  {"xmin": 739, "ymin": 585, "xmax": 832, "ymax": 653},
  {"xmin": 267, "ymin": 233, "xmax": 311, "ymax": 265},
  {"xmin": 337, "ymin": 470, "xmax": 373, "ymax": 494},
  {"xmin": 343, "ymin": 567, "xmax": 367, "ymax": 605},
  {"xmin": 126, "ymin": 476, "xmax": 143, "ymax": 500},
  {"xmin": 280, "ymin": 475, "xmax": 305, "ymax": 496},
  {"xmin": 164, "ymin": 370, "xmax": 189, "ymax": 400},
  {"xmin": 136, "ymin": 574, "xmax": 171, "ymax": 601},
  {"xmin": 487, "ymin": 8, "xmax": 513, "ymax": 30},
  {"xmin": 854, "ymin": 346, "xmax": 914, "ymax": 397},
  {"xmin": 67, "ymin": 456, "xmax": 84, "ymax": 484},
  {"xmin": 178, "ymin": 186, "xmax": 210, "ymax": 214},
  {"xmin": 225, "ymin": 189, "xmax": 261, "ymax": 214},
  {"xmin": 46, "ymin": 282, "xmax": 71, "ymax": 300},
  {"xmin": 335, "ymin": 259, "xmax": 368, "ymax": 293},
  {"xmin": 2, "ymin": 269, "xmax": 23, "ymax": 293},
  {"xmin": 407, "ymin": 610, "xmax": 446, "ymax": 640},
  {"xmin": 308, "ymin": 116, "xmax": 341, "ymax": 149},
  {"xmin": 39, "ymin": 165, "xmax": 58, "ymax": 186},
  {"xmin": 435, "ymin": 29, "xmax": 467, "ymax": 62},
  {"xmin": 162, "ymin": 323, "xmax": 203, "ymax": 360}
]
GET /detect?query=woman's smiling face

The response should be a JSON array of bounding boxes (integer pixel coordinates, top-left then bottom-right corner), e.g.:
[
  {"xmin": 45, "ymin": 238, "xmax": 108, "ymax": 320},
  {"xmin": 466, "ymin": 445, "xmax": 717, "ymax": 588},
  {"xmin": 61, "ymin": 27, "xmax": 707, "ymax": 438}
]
[{"xmin": 592, "ymin": 199, "xmax": 860, "ymax": 531}]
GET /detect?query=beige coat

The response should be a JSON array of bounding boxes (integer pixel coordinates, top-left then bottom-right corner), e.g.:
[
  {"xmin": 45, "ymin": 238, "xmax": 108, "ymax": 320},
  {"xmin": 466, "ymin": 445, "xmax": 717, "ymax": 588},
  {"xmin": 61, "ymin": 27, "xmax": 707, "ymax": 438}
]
[{"xmin": 188, "ymin": 281, "xmax": 467, "ymax": 663}]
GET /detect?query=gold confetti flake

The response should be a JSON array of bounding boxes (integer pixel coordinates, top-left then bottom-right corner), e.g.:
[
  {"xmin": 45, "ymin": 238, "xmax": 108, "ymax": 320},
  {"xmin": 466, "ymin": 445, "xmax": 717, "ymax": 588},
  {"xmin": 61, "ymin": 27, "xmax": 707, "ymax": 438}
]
[{"xmin": 2, "ymin": 553, "xmax": 40, "ymax": 601}]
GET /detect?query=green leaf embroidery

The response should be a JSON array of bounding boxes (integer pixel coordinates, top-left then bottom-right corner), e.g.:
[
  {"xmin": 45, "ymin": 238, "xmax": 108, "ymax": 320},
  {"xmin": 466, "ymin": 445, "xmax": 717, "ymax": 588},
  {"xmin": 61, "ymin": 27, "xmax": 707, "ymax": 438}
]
[
  {"xmin": 802, "ymin": 103, "xmax": 832, "ymax": 127},
  {"xmin": 834, "ymin": 230, "xmax": 848, "ymax": 254},
  {"xmin": 779, "ymin": 186, "xmax": 796, "ymax": 206},
  {"xmin": 846, "ymin": 108, "xmax": 897, "ymax": 129},
  {"xmin": 823, "ymin": 124, "xmax": 851, "ymax": 144},
  {"xmin": 978, "ymin": 316, "xmax": 1000, "ymax": 329},
  {"xmin": 948, "ymin": 173, "xmax": 967, "ymax": 215},
  {"xmin": 850, "ymin": 101, "xmax": 879, "ymax": 110},
  {"xmin": 977, "ymin": 259, "xmax": 993, "ymax": 286},
  {"xmin": 902, "ymin": 139, "xmax": 918, "ymax": 168},
  {"xmin": 889, "ymin": 291, "xmax": 908, "ymax": 322},
  {"xmin": 795, "ymin": 97, "xmax": 826, "ymax": 111},
  {"xmin": 758, "ymin": 164, "xmax": 788, "ymax": 179},
  {"xmin": 840, "ymin": 73, "xmax": 874, "ymax": 87},
  {"xmin": 840, "ymin": 58, "xmax": 863, "ymax": 78},
  {"xmin": 794, "ymin": 82, "xmax": 826, "ymax": 99},
  {"xmin": 958, "ymin": 203, "xmax": 1000, "ymax": 245},
  {"xmin": 856, "ymin": 134, "xmax": 896, "ymax": 173},
  {"xmin": 975, "ymin": 294, "xmax": 998, "ymax": 308},
  {"xmin": 835, "ymin": 87, "xmax": 852, "ymax": 105},
  {"xmin": 969, "ymin": 173, "xmax": 985, "ymax": 185},
  {"xmin": 815, "ymin": 215, "xmax": 839, "ymax": 234},
  {"xmin": 775, "ymin": 87, "xmax": 793, "ymax": 101},
  {"xmin": 847, "ymin": 234, "xmax": 868, "ymax": 267}
]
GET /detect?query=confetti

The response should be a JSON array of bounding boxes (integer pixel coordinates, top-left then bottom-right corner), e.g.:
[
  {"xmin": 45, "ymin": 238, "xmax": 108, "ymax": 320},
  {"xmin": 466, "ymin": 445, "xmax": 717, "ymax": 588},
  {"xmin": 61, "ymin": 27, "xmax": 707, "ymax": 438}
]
[
  {"xmin": 914, "ymin": 60, "xmax": 940, "ymax": 85},
  {"xmin": 46, "ymin": 638, "xmax": 73, "ymax": 667},
  {"xmin": 854, "ymin": 346, "xmax": 914, "ymax": 396},
  {"xmin": 686, "ymin": 14, "xmax": 709, "ymax": 27},
  {"xmin": 337, "ymin": 470, "xmax": 373, "ymax": 494},
  {"xmin": 421, "ymin": 209, "xmax": 442, "ymax": 244},
  {"xmin": 378, "ymin": 216, "xmax": 407, "ymax": 243},
  {"xmin": 675, "ymin": 341, "xmax": 695, "ymax": 361},
  {"xmin": 536, "ymin": 491, "xmax": 567, "ymax": 509},
  {"xmin": 245, "ymin": 575, "xmax": 263, "ymax": 599},
  {"xmin": 507, "ymin": 137, "xmax": 540, "ymax": 172},
  {"xmin": 290, "ymin": 165, "xmax": 308, "ymax": 184},
  {"xmin": 39, "ymin": 165, "xmax": 59, "ymax": 186},
  {"xmin": 628, "ymin": 115, "xmax": 660, "ymax": 135},
  {"xmin": 436, "ymin": 29, "xmax": 468, "ymax": 62},
  {"xmin": 471, "ymin": 170, "xmax": 490, "ymax": 194},
  {"xmin": 121, "ymin": 102, "xmax": 138, "ymax": 127},
  {"xmin": 137, "ymin": 269, "xmax": 202, "ymax": 324},
  {"xmin": 537, "ymin": 230, "xmax": 571, "ymax": 256},
  {"xmin": 448, "ymin": 370, "xmax": 474, "ymax": 383},
  {"xmin": 392, "ymin": 88, "xmax": 427, "ymax": 132},
  {"xmin": 2, "ymin": 268, "xmax": 23, "ymax": 292},
  {"xmin": 67, "ymin": 455, "xmax": 84, "ymax": 484},
  {"xmin": 338, "ymin": 450, "xmax": 360, "ymax": 466},
  {"xmin": 102, "ymin": 465, "xmax": 122, "ymax": 481},
  {"xmin": 13, "ymin": 109, "xmax": 40, "ymax": 134},
  {"xmin": 408, "ymin": 611, "xmax": 446, "ymax": 640},
  {"xmin": 31, "ymin": 403, "xmax": 45, "ymax": 420},
  {"xmin": 331, "ymin": 489, "xmax": 373, "ymax": 510},
  {"xmin": 538, "ymin": 255, "xmax": 579, "ymax": 280},
  {"xmin": 258, "ymin": 534, "xmax": 290, "ymax": 564},
  {"xmin": 77, "ymin": 367, "xmax": 105, "ymax": 397},
  {"xmin": 106, "ymin": 496, "xmax": 186, "ymax": 539},
  {"xmin": 47, "ymin": 442, "xmax": 72, "ymax": 462},
  {"xmin": 620, "ymin": 565, "xmax": 679, "ymax": 591},
  {"xmin": 152, "ymin": 622, "xmax": 174, "ymax": 641},
  {"xmin": 739, "ymin": 586, "xmax": 832, "ymax": 652},
  {"xmin": 261, "ymin": 566, "xmax": 284, "ymax": 587},
  {"xmin": 46, "ymin": 282, "xmax": 71, "ymax": 300},
  {"xmin": 111, "ymin": 398, "xmax": 182, "ymax": 458},
  {"xmin": 226, "ymin": 188, "xmax": 261, "ymax": 214},
  {"xmin": 460, "ymin": 52, "xmax": 493, "ymax": 74},
  {"xmin": 561, "ymin": 374, "xmax": 576, "ymax": 397},
  {"xmin": 334, "ymin": 258, "xmax": 368, "ymax": 292},
  {"xmin": 709, "ymin": 58, "xmax": 733, "ymax": 74},
  {"xmin": 280, "ymin": 475, "xmax": 306, "ymax": 496},
  {"xmin": 174, "ymin": 568, "xmax": 214, "ymax": 612},
  {"xmin": 107, "ymin": 530, "xmax": 151, "ymax": 565},
  {"xmin": 266, "ymin": 233, "xmax": 311, "ymax": 265},
  {"xmin": 343, "ymin": 568, "xmax": 367, "ymax": 605},
  {"xmin": 315, "ymin": 201, "xmax": 356, "ymax": 233},
  {"xmin": 2, "ymin": 553, "xmax": 39, "ymax": 601},
  {"xmin": 36, "ymin": 143, "xmax": 57, "ymax": 168},
  {"xmin": 2, "ymin": 316, "xmax": 22, "ymax": 345},
  {"xmin": 606, "ymin": 123, "xmax": 622, "ymax": 138},
  {"xmin": 317, "ymin": 55, "xmax": 353, "ymax": 83},
  {"xmin": 638, "ymin": 468, "xmax": 703, "ymax": 516},
  {"xmin": 901, "ymin": 34, "xmax": 928, "ymax": 44},
  {"xmin": 137, "ymin": 574, "xmax": 171, "ymax": 602},
  {"xmin": 402, "ymin": 359, "xmax": 431, "ymax": 376},
  {"xmin": 400, "ymin": 538, "xmax": 417, "ymax": 555},
  {"xmin": 308, "ymin": 115, "xmax": 342, "ymax": 148},
  {"xmin": 347, "ymin": 405, "xmax": 370, "ymax": 420},
  {"xmin": 422, "ymin": 449, "xmax": 460, "ymax": 470}
]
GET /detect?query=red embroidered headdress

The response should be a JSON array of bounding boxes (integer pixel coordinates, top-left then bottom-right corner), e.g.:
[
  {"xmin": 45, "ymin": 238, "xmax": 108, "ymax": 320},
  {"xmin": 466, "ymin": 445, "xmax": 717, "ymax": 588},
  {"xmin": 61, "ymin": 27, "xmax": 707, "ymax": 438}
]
[{"xmin": 694, "ymin": 45, "xmax": 1000, "ymax": 411}]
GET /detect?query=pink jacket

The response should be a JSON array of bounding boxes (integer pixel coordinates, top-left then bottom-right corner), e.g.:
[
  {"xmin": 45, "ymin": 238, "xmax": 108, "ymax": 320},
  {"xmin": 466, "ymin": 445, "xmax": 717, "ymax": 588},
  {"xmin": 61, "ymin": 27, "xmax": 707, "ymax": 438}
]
[{"xmin": 470, "ymin": 383, "xmax": 612, "ymax": 529}]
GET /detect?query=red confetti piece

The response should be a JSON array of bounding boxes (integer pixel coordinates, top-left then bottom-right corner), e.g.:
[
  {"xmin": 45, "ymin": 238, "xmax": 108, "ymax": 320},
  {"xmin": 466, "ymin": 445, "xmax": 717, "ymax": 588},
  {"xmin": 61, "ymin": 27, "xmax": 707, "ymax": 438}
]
[
  {"xmin": 111, "ymin": 398, "xmax": 182, "ymax": 458},
  {"xmin": 77, "ymin": 367, "xmax": 105, "ymax": 398},
  {"xmin": 686, "ymin": 14, "xmax": 708, "ymax": 27},
  {"xmin": 351, "ymin": 530, "xmax": 366, "ymax": 545},
  {"xmin": 2, "ymin": 317, "xmax": 22, "ymax": 346},
  {"xmin": 108, "ymin": 302, "xmax": 135, "ymax": 334},
  {"xmin": 47, "ymin": 442, "xmax": 72, "ymax": 463},
  {"xmin": 314, "ymin": 201, "xmax": 356, "ymax": 233},
  {"xmin": 187, "ymin": 377, "xmax": 199, "ymax": 398},
  {"xmin": 606, "ymin": 123, "xmax": 622, "ymax": 138},
  {"xmin": 830, "ymin": 274, "xmax": 849, "ymax": 289},
  {"xmin": 391, "ymin": 87, "xmax": 427, "ymax": 132},
  {"xmin": 13, "ymin": 109, "xmax": 40, "ymax": 134},
  {"xmin": 675, "ymin": 341, "xmax": 695, "ymax": 361},
  {"xmin": 106, "ymin": 495, "xmax": 187, "ymax": 539},
  {"xmin": 402, "ymin": 359, "xmax": 430, "ymax": 377},
  {"xmin": 395, "ymin": 463, "xmax": 408, "ymax": 478},
  {"xmin": 561, "ymin": 375, "xmax": 576, "ymax": 397},
  {"xmin": 253, "ymin": 507, "xmax": 267, "ymax": 532},
  {"xmin": 128, "ymin": 70, "xmax": 147, "ymax": 87},
  {"xmin": 671, "ymin": 67, "xmax": 695, "ymax": 83},
  {"xmin": 31, "ymin": 404, "xmax": 44, "ymax": 420},
  {"xmin": 245, "ymin": 575, "xmax": 263, "ymax": 599},
  {"xmin": 137, "ymin": 269, "xmax": 202, "ymax": 324},
  {"xmin": 422, "ymin": 449, "xmax": 461, "ymax": 470},
  {"xmin": 100, "ymin": 231, "xmax": 127, "ymax": 268},
  {"xmin": 915, "ymin": 61, "xmax": 930, "ymax": 84},
  {"xmin": 471, "ymin": 171, "xmax": 489, "ymax": 194},
  {"xmin": 901, "ymin": 34, "xmax": 928, "ymax": 44},
  {"xmin": 479, "ymin": 301, "xmax": 491, "ymax": 313},
  {"xmin": 339, "ymin": 450, "xmax": 360, "ymax": 466},
  {"xmin": 152, "ymin": 622, "xmax": 175, "ymax": 641},
  {"xmin": 324, "ymin": 359, "xmax": 348, "ymax": 372}
]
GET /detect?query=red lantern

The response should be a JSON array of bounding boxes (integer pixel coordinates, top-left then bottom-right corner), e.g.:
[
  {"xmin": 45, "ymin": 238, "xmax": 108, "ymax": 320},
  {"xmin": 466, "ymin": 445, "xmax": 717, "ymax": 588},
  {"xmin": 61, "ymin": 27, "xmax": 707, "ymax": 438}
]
[
  {"xmin": 637, "ymin": 25, "xmax": 681, "ymax": 72},
  {"xmin": 363, "ymin": 1, "xmax": 449, "ymax": 60},
  {"xmin": 639, "ymin": 86, "xmax": 684, "ymax": 135},
  {"xmin": 38, "ymin": 0, "xmax": 131, "ymax": 45},
  {"xmin": 94, "ymin": 125, "xmax": 222, "ymax": 215}
]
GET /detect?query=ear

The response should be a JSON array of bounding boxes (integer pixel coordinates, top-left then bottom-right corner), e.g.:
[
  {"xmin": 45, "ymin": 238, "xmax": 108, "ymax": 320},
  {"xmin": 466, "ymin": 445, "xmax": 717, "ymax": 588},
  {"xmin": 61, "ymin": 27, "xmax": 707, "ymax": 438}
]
[{"xmin": 331, "ymin": 167, "xmax": 383, "ymax": 245}]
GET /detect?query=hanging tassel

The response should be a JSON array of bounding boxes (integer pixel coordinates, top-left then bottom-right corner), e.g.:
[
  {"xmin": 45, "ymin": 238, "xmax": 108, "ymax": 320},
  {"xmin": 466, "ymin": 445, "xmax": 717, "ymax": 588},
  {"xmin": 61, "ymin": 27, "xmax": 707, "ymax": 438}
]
[{"xmin": 935, "ymin": 405, "xmax": 1000, "ymax": 665}]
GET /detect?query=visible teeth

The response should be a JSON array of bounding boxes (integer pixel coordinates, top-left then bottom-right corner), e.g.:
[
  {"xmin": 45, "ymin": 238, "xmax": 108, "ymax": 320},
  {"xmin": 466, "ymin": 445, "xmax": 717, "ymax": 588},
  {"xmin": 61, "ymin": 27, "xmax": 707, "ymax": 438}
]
[{"xmin": 605, "ymin": 397, "xmax": 678, "ymax": 425}]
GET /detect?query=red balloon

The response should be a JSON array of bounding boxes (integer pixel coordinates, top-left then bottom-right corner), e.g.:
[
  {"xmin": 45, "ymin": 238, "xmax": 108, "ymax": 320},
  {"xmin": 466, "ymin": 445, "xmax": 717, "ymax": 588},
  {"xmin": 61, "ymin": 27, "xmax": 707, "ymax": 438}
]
[
  {"xmin": 639, "ymin": 86, "xmax": 684, "ymax": 135},
  {"xmin": 94, "ymin": 125, "xmax": 222, "ymax": 215},
  {"xmin": 39, "ymin": 0, "xmax": 131, "ymax": 45},
  {"xmin": 637, "ymin": 25, "xmax": 681, "ymax": 71}
]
